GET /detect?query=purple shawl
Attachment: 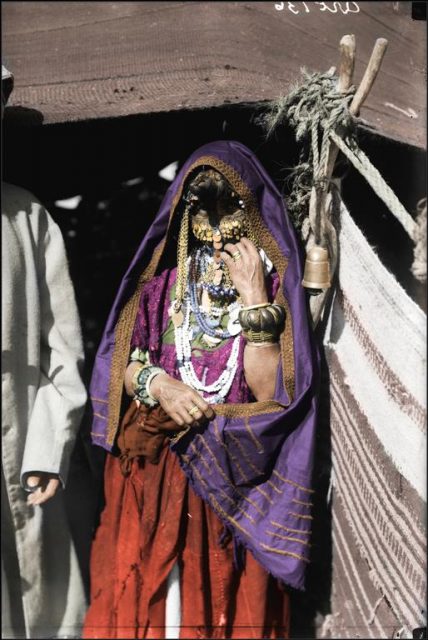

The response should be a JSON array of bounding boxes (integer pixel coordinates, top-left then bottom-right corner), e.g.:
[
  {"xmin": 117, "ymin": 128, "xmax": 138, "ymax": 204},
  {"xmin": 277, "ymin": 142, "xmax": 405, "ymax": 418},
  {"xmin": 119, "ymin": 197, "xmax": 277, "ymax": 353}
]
[{"xmin": 89, "ymin": 140, "xmax": 320, "ymax": 591}]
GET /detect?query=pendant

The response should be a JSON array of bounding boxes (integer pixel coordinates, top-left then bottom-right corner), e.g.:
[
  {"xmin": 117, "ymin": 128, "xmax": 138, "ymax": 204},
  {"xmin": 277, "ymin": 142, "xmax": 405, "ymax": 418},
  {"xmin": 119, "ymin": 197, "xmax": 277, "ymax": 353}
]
[
  {"xmin": 227, "ymin": 306, "xmax": 242, "ymax": 336},
  {"xmin": 202, "ymin": 333, "xmax": 222, "ymax": 347},
  {"xmin": 201, "ymin": 289, "xmax": 211, "ymax": 313},
  {"xmin": 172, "ymin": 309, "xmax": 184, "ymax": 327},
  {"xmin": 213, "ymin": 269, "xmax": 223, "ymax": 286}
]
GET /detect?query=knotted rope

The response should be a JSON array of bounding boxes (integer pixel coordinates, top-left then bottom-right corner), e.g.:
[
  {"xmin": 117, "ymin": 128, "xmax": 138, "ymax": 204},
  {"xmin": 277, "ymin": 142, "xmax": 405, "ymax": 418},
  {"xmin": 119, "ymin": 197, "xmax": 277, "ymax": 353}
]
[
  {"xmin": 261, "ymin": 68, "xmax": 355, "ymax": 237},
  {"xmin": 260, "ymin": 68, "xmax": 425, "ymax": 283}
]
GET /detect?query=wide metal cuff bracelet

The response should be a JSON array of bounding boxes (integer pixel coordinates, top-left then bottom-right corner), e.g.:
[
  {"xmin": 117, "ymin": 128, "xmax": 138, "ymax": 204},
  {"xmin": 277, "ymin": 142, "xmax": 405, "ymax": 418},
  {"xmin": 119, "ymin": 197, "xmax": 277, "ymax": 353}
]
[
  {"xmin": 134, "ymin": 365, "xmax": 164, "ymax": 408},
  {"xmin": 242, "ymin": 329, "xmax": 278, "ymax": 344},
  {"xmin": 239, "ymin": 303, "xmax": 286, "ymax": 339}
]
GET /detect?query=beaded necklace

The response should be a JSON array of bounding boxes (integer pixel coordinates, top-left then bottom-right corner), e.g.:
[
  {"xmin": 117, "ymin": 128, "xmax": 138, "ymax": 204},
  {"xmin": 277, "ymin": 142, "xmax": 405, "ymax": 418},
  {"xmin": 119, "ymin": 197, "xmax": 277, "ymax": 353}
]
[
  {"xmin": 173, "ymin": 247, "xmax": 242, "ymax": 402},
  {"xmin": 174, "ymin": 290, "xmax": 241, "ymax": 402},
  {"xmin": 190, "ymin": 256, "xmax": 231, "ymax": 339}
]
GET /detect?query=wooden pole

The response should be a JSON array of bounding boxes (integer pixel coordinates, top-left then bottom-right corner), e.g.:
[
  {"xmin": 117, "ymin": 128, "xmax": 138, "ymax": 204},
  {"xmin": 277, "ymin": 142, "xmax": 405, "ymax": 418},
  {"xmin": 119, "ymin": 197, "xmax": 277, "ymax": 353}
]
[{"xmin": 308, "ymin": 37, "xmax": 388, "ymax": 329}]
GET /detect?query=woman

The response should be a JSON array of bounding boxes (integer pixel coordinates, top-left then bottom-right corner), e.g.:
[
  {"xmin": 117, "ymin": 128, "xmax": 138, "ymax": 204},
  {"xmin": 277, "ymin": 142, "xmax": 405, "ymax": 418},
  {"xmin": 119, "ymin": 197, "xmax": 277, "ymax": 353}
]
[{"xmin": 84, "ymin": 141, "xmax": 319, "ymax": 639}]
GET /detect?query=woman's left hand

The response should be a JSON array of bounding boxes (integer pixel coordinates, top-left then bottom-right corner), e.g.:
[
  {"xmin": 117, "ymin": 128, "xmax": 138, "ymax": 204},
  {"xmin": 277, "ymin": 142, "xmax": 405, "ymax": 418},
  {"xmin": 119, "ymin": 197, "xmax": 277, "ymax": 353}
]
[{"xmin": 221, "ymin": 237, "xmax": 268, "ymax": 306}]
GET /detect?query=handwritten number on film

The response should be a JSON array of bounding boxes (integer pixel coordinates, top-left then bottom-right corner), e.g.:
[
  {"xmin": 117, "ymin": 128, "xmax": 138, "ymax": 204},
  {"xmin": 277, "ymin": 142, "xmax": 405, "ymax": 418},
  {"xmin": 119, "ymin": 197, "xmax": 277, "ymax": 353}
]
[{"xmin": 275, "ymin": 2, "xmax": 360, "ymax": 13}]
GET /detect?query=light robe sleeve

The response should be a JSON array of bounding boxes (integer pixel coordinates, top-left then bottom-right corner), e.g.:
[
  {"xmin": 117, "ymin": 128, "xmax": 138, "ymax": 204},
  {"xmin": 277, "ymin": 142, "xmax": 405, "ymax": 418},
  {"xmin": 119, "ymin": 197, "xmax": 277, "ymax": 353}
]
[{"xmin": 20, "ymin": 203, "xmax": 87, "ymax": 487}]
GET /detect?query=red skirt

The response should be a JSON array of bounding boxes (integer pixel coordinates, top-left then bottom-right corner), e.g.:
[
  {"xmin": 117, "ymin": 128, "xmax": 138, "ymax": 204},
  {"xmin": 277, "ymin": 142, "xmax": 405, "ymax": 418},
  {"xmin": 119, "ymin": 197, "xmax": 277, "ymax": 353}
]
[{"xmin": 83, "ymin": 443, "xmax": 290, "ymax": 639}]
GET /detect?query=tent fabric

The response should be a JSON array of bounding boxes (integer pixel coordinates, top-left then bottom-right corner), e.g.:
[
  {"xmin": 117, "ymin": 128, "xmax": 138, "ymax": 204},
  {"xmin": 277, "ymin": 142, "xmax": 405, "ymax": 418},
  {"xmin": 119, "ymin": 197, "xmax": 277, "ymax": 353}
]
[
  {"xmin": 2, "ymin": 1, "xmax": 426, "ymax": 149},
  {"xmin": 322, "ymin": 202, "xmax": 426, "ymax": 638}
]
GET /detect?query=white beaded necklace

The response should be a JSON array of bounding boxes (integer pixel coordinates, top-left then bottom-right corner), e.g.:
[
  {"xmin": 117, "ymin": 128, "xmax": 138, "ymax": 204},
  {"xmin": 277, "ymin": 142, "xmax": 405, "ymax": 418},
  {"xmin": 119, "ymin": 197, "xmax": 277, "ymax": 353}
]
[{"xmin": 174, "ymin": 290, "xmax": 241, "ymax": 403}]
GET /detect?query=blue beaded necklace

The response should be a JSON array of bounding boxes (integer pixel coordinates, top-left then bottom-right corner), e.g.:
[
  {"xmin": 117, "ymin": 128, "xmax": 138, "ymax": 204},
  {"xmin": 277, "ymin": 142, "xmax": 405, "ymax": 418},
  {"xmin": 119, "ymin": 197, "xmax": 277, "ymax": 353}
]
[{"xmin": 188, "ymin": 248, "xmax": 235, "ymax": 339}]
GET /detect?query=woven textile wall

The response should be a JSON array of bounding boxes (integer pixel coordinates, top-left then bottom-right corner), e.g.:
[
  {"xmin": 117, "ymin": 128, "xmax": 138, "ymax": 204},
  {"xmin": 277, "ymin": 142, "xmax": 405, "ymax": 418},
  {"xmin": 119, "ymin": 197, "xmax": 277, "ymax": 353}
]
[{"xmin": 321, "ymin": 204, "xmax": 426, "ymax": 639}]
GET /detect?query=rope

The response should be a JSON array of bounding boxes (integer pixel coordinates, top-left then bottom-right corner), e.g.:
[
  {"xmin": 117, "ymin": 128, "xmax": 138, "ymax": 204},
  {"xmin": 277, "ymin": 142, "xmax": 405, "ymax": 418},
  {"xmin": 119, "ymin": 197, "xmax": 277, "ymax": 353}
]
[
  {"xmin": 329, "ymin": 131, "xmax": 417, "ymax": 239},
  {"xmin": 260, "ymin": 67, "xmax": 422, "ymax": 286},
  {"xmin": 260, "ymin": 68, "xmax": 355, "ymax": 232}
]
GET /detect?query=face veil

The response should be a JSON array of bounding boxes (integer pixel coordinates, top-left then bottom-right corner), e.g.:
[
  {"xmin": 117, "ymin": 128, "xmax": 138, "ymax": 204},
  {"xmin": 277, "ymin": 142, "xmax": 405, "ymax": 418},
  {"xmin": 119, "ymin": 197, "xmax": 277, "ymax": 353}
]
[{"xmin": 89, "ymin": 140, "xmax": 320, "ymax": 590}]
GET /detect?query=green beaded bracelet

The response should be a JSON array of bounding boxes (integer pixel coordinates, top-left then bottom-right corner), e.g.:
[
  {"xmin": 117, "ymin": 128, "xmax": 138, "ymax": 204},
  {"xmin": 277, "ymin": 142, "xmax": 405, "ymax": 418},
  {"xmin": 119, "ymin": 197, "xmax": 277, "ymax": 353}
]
[{"xmin": 134, "ymin": 365, "xmax": 165, "ymax": 408}]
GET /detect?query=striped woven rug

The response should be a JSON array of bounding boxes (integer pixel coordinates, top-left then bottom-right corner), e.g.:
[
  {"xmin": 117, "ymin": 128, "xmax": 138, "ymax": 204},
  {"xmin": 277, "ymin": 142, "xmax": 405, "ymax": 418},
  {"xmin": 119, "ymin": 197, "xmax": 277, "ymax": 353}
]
[{"xmin": 321, "ymin": 203, "xmax": 426, "ymax": 639}]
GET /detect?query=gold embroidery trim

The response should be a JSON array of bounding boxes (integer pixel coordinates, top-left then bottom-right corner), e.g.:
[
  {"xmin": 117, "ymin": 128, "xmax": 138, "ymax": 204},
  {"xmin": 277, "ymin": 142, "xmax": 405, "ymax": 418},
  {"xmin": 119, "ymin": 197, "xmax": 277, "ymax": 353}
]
[
  {"xmin": 213, "ymin": 420, "xmax": 249, "ymax": 483},
  {"xmin": 218, "ymin": 488, "xmax": 255, "ymax": 524},
  {"xmin": 270, "ymin": 520, "xmax": 311, "ymax": 536},
  {"xmin": 288, "ymin": 511, "xmax": 313, "ymax": 520},
  {"xmin": 266, "ymin": 530, "xmax": 312, "ymax": 547},
  {"xmin": 212, "ymin": 418, "xmax": 223, "ymax": 444},
  {"xmin": 292, "ymin": 498, "xmax": 314, "ymax": 507},
  {"xmin": 216, "ymin": 437, "xmax": 272, "ymax": 504},
  {"xmin": 227, "ymin": 431, "xmax": 263, "ymax": 475},
  {"xmin": 255, "ymin": 486, "xmax": 273, "ymax": 505},
  {"xmin": 196, "ymin": 434, "xmax": 267, "ymax": 517},
  {"xmin": 225, "ymin": 428, "xmax": 284, "ymax": 496},
  {"xmin": 182, "ymin": 455, "xmax": 208, "ymax": 489},
  {"xmin": 267, "ymin": 480, "xmax": 284, "ymax": 495},
  {"xmin": 259, "ymin": 543, "xmax": 309, "ymax": 563},
  {"xmin": 215, "ymin": 421, "xmax": 276, "ymax": 502},
  {"xmin": 189, "ymin": 441, "xmax": 212, "ymax": 475},
  {"xmin": 214, "ymin": 420, "xmax": 274, "ymax": 504},
  {"xmin": 214, "ymin": 401, "xmax": 287, "ymax": 419},
  {"xmin": 107, "ymin": 239, "xmax": 166, "ymax": 445},
  {"xmin": 91, "ymin": 396, "xmax": 109, "ymax": 404},
  {"xmin": 209, "ymin": 494, "xmax": 251, "ymax": 539},
  {"xmin": 107, "ymin": 154, "xmax": 296, "ymax": 444},
  {"xmin": 243, "ymin": 416, "xmax": 264, "ymax": 453},
  {"xmin": 272, "ymin": 470, "xmax": 315, "ymax": 494}
]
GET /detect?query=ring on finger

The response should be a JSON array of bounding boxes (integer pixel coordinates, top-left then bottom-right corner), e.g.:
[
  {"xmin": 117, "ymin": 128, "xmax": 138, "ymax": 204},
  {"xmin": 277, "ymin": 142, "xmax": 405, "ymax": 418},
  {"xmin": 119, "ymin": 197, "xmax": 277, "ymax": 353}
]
[
  {"xmin": 232, "ymin": 250, "xmax": 242, "ymax": 261},
  {"xmin": 188, "ymin": 405, "xmax": 200, "ymax": 417}
]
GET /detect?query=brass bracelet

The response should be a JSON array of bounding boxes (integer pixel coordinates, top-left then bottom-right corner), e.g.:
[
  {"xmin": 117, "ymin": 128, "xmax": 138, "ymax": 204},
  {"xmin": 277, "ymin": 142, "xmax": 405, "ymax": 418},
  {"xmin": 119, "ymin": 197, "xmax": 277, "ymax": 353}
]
[
  {"xmin": 242, "ymin": 329, "xmax": 278, "ymax": 344},
  {"xmin": 240, "ymin": 302, "xmax": 272, "ymax": 311},
  {"xmin": 239, "ymin": 303, "xmax": 286, "ymax": 338}
]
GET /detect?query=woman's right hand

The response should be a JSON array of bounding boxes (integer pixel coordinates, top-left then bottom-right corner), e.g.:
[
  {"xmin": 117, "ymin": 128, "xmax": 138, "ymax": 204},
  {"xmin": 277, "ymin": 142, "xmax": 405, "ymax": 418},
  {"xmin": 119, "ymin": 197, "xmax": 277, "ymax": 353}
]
[{"xmin": 149, "ymin": 373, "xmax": 215, "ymax": 427}]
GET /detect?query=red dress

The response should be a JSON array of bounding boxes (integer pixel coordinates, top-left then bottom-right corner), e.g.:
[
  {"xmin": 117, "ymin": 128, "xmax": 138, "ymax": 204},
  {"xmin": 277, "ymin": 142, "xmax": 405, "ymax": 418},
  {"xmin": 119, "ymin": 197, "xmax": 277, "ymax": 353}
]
[
  {"xmin": 83, "ymin": 271, "xmax": 290, "ymax": 639},
  {"xmin": 83, "ymin": 443, "xmax": 290, "ymax": 639}
]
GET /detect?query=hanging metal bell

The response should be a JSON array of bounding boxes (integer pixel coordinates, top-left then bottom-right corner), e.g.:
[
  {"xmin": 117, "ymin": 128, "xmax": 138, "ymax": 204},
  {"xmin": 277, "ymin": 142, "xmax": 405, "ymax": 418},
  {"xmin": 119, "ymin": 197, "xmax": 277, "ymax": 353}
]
[{"xmin": 302, "ymin": 245, "xmax": 331, "ymax": 290}]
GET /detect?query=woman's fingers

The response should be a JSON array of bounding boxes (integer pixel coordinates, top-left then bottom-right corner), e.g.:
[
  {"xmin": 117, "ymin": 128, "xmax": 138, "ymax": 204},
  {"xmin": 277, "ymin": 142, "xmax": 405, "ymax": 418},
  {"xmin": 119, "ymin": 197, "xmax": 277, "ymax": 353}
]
[
  {"xmin": 239, "ymin": 236, "xmax": 259, "ymax": 257},
  {"xmin": 223, "ymin": 238, "xmax": 257, "ymax": 258},
  {"xmin": 173, "ymin": 394, "xmax": 213, "ymax": 427},
  {"xmin": 183, "ymin": 400, "xmax": 210, "ymax": 426},
  {"xmin": 190, "ymin": 393, "xmax": 215, "ymax": 419},
  {"xmin": 223, "ymin": 241, "xmax": 246, "ymax": 261},
  {"xmin": 153, "ymin": 373, "xmax": 215, "ymax": 426}
]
